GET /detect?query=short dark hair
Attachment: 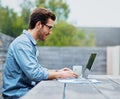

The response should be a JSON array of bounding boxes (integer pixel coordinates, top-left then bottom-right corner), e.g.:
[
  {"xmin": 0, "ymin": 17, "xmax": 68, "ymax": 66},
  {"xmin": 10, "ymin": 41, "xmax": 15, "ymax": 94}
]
[{"xmin": 28, "ymin": 7, "xmax": 56, "ymax": 29}]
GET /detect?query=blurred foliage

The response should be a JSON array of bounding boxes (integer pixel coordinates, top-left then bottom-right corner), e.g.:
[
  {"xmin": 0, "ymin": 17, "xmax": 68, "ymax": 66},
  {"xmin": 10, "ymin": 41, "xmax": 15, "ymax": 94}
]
[
  {"xmin": 0, "ymin": 0, "xmax": 34, "ymax": 37},
  {"xmin": 0, "ymin": 0, "xmax": 95, "ymax": 46},
  {"xmin": 37, "ymin": 20, "xmax": 95, "ymax": 46},
  {"xmin": 35, "ymin": 0, "xmax": 70, "ymax": 21},
  {"xmin": 0, "ymin": 7, "xmax": 18, "ymax": 37},
  {"xmin": 20, "ymin": 0, "xmax": 34, "ymax": 25},
  {"xmin": 0, "ymin": 0, "xmax": 1, "ymax": 7}
]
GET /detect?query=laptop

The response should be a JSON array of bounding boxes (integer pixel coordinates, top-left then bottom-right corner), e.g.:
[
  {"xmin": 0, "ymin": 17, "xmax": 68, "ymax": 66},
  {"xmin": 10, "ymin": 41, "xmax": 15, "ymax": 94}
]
[
  {"xmin": 57, "ymin": 53, "xmax": 97, "ymax": 83},
  {"xmin": 82, "ymin": 53, "xmax": 97, "ymax": 78}
]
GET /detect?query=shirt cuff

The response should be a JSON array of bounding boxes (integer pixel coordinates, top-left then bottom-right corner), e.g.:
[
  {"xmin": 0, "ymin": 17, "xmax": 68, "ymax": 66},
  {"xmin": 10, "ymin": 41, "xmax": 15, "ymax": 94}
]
[{"xmin": 42, "ymin": 67, "xmax": 49, "ymax": 80}]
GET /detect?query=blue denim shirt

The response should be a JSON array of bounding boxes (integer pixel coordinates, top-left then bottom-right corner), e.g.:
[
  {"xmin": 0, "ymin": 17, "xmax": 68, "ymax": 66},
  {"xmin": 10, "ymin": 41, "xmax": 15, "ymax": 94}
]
[{"xmin": 2, "ymin": 30, "xmax": 48, "ymax": 98}]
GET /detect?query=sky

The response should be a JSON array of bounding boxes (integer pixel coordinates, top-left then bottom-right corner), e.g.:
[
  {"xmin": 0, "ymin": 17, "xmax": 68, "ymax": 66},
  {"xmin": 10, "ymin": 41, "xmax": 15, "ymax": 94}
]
[{"xmin": 1, "ymin": 0, "xmax": 120, "ymax": 27}]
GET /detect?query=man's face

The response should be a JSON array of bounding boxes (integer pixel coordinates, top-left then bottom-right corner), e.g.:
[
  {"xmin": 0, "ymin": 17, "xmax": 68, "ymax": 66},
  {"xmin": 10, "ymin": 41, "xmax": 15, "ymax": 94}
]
[{"xmin": 38, "ymin": 18, "xmax": 54, "ymax": 41}]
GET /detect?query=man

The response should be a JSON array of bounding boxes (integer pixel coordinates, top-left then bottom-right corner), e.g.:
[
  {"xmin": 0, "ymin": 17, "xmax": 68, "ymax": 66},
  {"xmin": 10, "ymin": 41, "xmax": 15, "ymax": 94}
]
[{"xmin": 2, "ymin": 7, "xmax": 78, "ymax": 99}]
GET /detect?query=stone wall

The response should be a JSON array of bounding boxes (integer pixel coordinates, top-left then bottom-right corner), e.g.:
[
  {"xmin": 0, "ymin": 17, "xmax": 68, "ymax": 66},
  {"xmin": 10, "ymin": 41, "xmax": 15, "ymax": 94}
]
[
  {"xmin": 0, "ymin": 47, "xmax": 106, "ymax": 74},
  {"xmin": 0, "ymin": 32, "xmax": 14, "ymax": 71},
  {"xmin": 0, "ymin": 48, "xmax": 7, "ymax": 71},
  {"xmin": 0, "ymin": 32, "xmax": 14, "ymax": 49},
  {"xmin": 37, "ymin": 47, "xmax": 106, "ymax": 75},
  {"xmin": 0, "ymin": 46, "xmax": 106, "ymax": 76}
]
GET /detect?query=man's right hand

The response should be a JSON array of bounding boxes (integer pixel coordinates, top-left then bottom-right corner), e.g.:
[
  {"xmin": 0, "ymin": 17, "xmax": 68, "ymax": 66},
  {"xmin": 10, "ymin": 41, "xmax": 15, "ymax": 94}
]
[{"xmin": 48, "ymin": 68, "xmax": 78, "ymax": 80}]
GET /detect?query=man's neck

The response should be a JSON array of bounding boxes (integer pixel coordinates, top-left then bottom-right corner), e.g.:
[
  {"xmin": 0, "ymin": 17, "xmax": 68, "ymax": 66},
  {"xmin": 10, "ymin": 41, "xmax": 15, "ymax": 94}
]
[{"xmin": 28, "ymin": 29, "xmax": 38, "ymax": 41}]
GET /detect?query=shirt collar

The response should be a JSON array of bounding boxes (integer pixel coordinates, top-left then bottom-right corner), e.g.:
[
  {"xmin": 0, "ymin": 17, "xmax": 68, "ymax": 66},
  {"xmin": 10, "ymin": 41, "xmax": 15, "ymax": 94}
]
[{"xmin": 23, "ymin": 29, "xmax": 37, "ymax": 46}]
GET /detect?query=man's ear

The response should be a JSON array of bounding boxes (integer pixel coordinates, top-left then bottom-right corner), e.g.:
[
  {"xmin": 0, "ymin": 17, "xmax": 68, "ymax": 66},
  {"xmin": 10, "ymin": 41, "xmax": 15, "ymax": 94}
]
[{"xmin": 36, "ymin": 21, "xmax": 42, "ymax": 29}]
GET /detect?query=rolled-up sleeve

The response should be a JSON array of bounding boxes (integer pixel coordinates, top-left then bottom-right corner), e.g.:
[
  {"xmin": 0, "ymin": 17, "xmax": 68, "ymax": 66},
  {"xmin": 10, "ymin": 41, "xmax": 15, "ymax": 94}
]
[{"xmin": 13, "ymin": 42, "xmax": 48, "ymax": 82}]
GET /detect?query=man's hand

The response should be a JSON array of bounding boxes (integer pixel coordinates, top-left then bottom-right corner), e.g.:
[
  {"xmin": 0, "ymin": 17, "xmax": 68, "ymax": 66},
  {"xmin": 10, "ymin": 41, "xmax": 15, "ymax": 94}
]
[
  {"xmin": 48, "ymin": 67, "xmax": 78, "ymax": 80},
  {"xmin": 58, "ymin": 67, "xmax": 73, "ymax": 72},
  {"xmin": 57, "ymin": 70, "xmax": 78, "ymax": 78}
]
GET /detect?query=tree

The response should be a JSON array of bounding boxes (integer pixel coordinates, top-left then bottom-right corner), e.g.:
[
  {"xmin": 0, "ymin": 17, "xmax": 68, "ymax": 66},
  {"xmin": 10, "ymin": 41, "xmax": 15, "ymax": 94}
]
[
  {"xmin": 0, "ymin": 7, "xmax": 18, "ymax": 37},
  {"xmin": 35, "ymin": 0, "xmax": 70, "ymax": 21},
  {"xmin": 20, "ymin": 0, "xmax": 34, "ymax": 26},
  {"xmin": 0, "ymin": 0, "xmax": 35, "ymax": 37},
  {"xmin": 0, "ymin": 0, "xmax": 95, "ymax": 46},
  {"xmin": 0, "ymin": 0, "xmax": 1, "ymax": 7}
]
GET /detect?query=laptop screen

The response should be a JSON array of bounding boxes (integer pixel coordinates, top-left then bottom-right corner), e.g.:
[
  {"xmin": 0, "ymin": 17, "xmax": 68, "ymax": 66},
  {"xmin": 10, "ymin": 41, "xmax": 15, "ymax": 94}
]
[{"xmin": 86, "ymin": 53, "xmax": 97, "ymax": 70}]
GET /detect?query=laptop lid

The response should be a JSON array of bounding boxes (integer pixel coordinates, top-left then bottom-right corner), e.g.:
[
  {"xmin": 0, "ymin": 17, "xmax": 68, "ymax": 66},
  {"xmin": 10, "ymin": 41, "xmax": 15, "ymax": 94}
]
[
  {"xmin": 83, "ymin": 53, "xmax": 97, "ymax": 78},
  {"xmin": 86, "ymin": 53, "xmax": 97, "ymax": 70}
]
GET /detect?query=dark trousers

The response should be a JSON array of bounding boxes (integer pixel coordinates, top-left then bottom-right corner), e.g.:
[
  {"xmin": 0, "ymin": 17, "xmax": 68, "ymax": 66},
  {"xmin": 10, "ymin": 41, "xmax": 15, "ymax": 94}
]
[{"xmin": 2, "ymin": 94, "xmax": 20, "ymax": 99}]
